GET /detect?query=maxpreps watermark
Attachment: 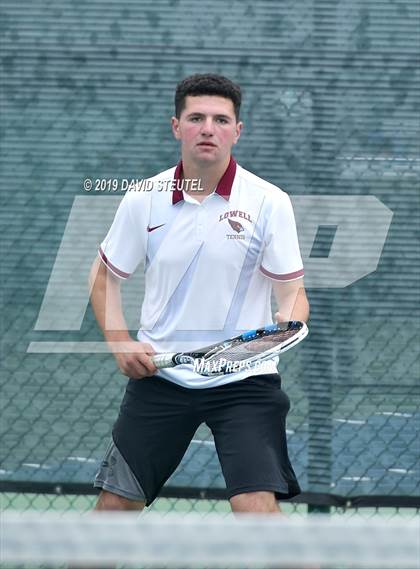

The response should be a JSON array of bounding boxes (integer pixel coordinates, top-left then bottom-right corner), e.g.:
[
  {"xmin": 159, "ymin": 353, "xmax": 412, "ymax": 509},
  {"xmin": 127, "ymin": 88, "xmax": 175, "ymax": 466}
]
[
  {"xmin": 193, "ymin": 358, "xmax": 276, "ymax": 375},
  {"xmin": 83, "ymin": 178, "xmax": 204, "ymax": 192}
]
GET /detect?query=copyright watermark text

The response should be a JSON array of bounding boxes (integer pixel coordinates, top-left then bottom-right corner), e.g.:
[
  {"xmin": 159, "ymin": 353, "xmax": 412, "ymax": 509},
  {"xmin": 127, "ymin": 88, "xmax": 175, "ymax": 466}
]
[{"xmin": 83, "ymin": 178, "xmax": 204, "ymax": 193}]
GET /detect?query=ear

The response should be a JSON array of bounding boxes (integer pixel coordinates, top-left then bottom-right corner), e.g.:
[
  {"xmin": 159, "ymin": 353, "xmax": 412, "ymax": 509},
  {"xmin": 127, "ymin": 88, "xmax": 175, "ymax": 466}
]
[
  {"xmin": 171, "ymin": 116, "xmax": 181, "ymax": 140},
  {"xmin": 233, "ymin": 120, "xmax": 243, "ymax": 145}
]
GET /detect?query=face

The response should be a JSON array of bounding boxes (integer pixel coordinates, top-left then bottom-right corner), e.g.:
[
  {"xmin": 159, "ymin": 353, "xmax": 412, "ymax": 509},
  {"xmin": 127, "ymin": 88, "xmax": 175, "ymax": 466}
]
[{"xmin": 172, "ymin": 95, "xmax": 242, "ymax": 166}]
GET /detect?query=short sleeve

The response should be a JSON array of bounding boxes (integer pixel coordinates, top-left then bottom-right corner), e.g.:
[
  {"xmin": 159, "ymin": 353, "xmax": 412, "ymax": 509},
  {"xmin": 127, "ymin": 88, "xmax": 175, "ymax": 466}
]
[
  {"xmin": 260, "ymin": 192, "xmax": 304, "ymax": 281},
  {"xmin": 99, "ymin": 190, "xmax": 150, "ymax": 279}
]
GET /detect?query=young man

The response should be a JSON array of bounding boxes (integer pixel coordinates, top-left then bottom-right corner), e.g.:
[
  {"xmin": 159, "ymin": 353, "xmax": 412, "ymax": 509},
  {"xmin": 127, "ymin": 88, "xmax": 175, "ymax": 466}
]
[{"xmin": 90, "ymin": 74, "xmax": 309, "ymax": 514}]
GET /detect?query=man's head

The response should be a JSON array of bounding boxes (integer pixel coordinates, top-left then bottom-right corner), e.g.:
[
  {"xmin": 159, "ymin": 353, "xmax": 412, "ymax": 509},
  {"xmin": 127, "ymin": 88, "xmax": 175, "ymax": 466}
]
[
  {"xmin": 174, "ymin": 74, "xmax": 242, "ymax": 121},
  {"xmin": 172, "ymin": 74, "xmax": 243, "ymax": 168}
]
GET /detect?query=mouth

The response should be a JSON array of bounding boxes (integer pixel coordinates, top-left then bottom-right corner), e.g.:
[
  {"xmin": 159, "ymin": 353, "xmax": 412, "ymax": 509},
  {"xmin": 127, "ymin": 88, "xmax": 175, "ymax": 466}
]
[{"xmin": 197, "ymin": 142, "xmax": 217, "ymax": 148}]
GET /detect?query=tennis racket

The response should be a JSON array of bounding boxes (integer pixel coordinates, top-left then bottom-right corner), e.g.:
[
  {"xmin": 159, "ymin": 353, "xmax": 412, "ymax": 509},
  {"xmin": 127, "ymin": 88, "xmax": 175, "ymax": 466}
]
[{"xmin": 151, "ymin": 320, "xmax": 308, "ymax": 376}]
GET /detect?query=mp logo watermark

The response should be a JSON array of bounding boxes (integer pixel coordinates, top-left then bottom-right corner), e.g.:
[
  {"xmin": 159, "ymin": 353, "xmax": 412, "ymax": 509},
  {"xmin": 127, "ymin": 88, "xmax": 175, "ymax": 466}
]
[{"xmin": 27, "ymin": 195, "xmax": 393, "ymax": 354}]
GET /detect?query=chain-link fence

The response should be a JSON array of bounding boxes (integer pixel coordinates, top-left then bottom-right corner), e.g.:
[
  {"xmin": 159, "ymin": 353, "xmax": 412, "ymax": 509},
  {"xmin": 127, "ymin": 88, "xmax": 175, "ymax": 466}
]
[
  {"xmin": 2, "ymin": 493, "xmax": 420, "ymax": 521},
  {"xmin": 1, "ymin": 0, "xmax": 419, "ymax": 517}
]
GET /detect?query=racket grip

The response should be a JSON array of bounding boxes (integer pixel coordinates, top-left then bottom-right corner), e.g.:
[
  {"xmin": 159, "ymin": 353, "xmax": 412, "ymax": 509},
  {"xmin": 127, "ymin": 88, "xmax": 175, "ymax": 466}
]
[{"xmin": 152, "ymin": 353, "xmax": 176, "ymax": 369}]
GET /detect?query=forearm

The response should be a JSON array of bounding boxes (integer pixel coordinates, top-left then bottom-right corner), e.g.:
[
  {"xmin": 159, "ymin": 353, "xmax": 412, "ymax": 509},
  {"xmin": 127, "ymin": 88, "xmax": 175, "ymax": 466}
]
[
  {"xmin": 89, "ymin": 257, "xmax": 131, "ymax": 345},
  {"xmin": 279, "ymin": 287, "xmax": 309, "ymax": 322},
  {"xmin": 89, "ymin": 257, "xmax": 156, "ymax": 378},
  {"xmin": 273, "ymin": 279, "xmax": 310, "ymax": 323}
]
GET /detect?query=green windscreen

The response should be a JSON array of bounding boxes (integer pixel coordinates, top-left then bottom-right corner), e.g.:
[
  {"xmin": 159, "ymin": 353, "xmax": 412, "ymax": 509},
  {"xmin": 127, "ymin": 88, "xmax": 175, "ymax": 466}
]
[{"xmin": 1, "ymin": 0, "xmax": 419, "ymax": 506}]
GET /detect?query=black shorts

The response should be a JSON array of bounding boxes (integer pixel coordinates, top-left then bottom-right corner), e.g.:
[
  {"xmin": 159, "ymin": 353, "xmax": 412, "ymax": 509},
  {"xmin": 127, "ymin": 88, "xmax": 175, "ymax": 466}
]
[{"xmin": 109, "ymin": 374, "xmax": 301, "ymax": 506}]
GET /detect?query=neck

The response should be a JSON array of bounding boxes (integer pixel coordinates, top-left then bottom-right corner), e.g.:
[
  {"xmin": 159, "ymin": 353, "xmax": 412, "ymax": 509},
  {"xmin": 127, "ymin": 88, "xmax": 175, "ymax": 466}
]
[{"xmin": 182, "ymin": 156, "xmax": 231, "ymax": 197}]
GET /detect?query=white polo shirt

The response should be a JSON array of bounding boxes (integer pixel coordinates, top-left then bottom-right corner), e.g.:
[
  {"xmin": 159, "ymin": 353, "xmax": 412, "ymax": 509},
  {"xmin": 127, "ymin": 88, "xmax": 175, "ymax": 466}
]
[{"xmin": 99, "ymin": 157, "xmax": 304, "ymax": 388}]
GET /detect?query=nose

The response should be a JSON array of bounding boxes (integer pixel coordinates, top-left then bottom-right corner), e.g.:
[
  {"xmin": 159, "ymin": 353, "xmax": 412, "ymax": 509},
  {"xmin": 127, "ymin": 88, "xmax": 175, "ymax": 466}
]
[{"xmin": 200, "ymin": 117, "xmax": 215, "ymax": 136}]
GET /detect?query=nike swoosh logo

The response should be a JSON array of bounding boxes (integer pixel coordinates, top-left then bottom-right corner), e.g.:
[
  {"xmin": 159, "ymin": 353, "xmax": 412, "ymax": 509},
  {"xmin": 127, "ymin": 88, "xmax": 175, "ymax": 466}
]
[{"xmin": 147, "ymin": 223, "xmax": 166, "ymax": 233}]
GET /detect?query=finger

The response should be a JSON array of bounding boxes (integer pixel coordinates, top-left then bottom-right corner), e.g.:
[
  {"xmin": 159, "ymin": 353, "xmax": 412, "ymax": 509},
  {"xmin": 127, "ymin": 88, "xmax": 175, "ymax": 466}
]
[
  {"xmin": 125, "ymin": 354, "xmax": 156, "ymax": 377},
  {"xmin": 116, "ymin": 354, "xmax": 150, "ymax": 379},
  {"xmin": 139, "ymin": 342, "xmax": 156, "ymax": 355},
  {"xmin": 137, "ymin": 353, "xmax": 157, "ymax": 374},
  {"xmin": 125, "ymin": 360, "xmax": 153, "ymax": 379}
]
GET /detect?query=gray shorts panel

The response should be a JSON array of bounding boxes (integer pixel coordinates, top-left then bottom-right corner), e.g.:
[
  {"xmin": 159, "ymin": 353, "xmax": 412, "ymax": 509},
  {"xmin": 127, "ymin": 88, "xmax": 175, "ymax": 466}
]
[{"xmin": 94, "ymin": 438, "xmax": 146, "ymax": 502}]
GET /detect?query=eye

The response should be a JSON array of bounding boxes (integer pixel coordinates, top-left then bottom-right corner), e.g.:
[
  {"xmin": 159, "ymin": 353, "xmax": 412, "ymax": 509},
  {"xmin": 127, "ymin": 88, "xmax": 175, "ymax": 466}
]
[
  {"xmin": 216, "ymin": 117, "xmax": 228, "ymax": 124},
  {"xmin": 190, "ymin": 116, "xmax": 202, "ymax": 122}
]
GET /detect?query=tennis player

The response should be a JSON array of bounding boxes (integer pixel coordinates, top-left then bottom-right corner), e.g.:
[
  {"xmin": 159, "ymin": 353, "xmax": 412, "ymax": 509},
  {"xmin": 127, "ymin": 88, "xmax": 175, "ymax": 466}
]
[{"xmin": 90, "ymin": 74, "xmax": 310, "ymax": 514}]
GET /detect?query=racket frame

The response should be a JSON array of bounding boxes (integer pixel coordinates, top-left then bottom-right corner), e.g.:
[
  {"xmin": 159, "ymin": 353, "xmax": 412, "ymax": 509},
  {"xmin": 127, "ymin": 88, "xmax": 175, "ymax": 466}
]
[{"xmin": 152, "ymin": 321, "xmax": 308, "ymax": 376}]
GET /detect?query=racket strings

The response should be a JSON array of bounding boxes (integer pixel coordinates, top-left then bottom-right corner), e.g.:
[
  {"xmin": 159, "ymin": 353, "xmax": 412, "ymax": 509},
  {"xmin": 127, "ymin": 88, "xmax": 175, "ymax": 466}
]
[{"xmin": 206, "ymin": 329, "xmax": 298, "ymax": 365}]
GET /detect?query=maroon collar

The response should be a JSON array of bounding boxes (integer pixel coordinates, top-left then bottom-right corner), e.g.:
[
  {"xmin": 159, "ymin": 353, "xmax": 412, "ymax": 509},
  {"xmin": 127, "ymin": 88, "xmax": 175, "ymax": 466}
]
[{"xmin": 172, "ymin": 157, "xmax": 237, "ymax": 205}]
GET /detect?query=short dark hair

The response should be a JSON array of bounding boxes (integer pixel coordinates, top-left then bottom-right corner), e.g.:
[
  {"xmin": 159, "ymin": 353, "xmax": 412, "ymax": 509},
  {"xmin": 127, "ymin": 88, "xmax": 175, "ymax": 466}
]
[{"xmin": 175, "ymin": 74, "xmax": 242, "ymax": 120}]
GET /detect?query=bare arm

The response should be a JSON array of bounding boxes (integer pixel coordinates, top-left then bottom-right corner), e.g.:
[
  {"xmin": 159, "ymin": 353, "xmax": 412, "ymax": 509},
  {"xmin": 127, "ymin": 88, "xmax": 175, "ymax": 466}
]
[
  {"xmin": 272, "ymin": 278, "xmax": 310, "ymax": 323},
  {"xmin": 89, "ymin": 257, "xmax": 157, "ymax": 378}
]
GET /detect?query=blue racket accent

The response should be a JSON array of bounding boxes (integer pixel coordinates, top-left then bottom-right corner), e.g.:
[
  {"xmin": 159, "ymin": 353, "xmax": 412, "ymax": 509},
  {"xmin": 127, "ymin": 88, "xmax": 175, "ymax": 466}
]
[
  {"xmin": 240, "ymin": 329, "xmax": 258, "ymax": 341},
  {"xmin": 241, "ymin": 323, "xmax": 281, "ymax": 341},
  {"xmin": 263, "ymin": 324, "xmax": 279, "ymax": 333}
]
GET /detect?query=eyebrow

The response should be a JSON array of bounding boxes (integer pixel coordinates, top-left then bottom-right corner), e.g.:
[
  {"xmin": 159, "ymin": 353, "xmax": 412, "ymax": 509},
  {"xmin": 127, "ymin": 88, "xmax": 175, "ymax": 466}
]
[{"xmin": 186, "ymin": 112, "xmax": 233, "ymax": 121}]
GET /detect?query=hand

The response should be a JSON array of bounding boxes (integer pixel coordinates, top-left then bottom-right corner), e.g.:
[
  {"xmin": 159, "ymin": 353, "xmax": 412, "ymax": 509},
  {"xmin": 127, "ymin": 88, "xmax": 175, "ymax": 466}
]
[
  {"xmin": 111, "ymin": 340, "xmax": 157, "ymax": 379},
  {"xmin": 274, "ymin": 312, "xmax": 289, "ymax": 324}
]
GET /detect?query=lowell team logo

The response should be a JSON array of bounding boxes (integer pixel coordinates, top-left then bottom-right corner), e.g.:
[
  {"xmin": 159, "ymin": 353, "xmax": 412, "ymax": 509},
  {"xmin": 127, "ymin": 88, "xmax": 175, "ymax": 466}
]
[
  {"xmin": 228, "ymin": 219, "xmax": 244, "ymax": 233},
  {"xmin": 219, "ymin": 210, "xmax": 252, "ymax": 240}
]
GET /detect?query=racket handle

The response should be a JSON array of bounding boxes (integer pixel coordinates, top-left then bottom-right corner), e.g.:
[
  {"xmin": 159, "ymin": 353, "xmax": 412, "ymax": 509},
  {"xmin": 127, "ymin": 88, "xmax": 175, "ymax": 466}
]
[
  {"xmin": 152, "ymin": 353, "xmax": 177, "ymax": 369},
  {"xmin": 152, "ymin": 353, "xmax": 196, "ymax": 369}
]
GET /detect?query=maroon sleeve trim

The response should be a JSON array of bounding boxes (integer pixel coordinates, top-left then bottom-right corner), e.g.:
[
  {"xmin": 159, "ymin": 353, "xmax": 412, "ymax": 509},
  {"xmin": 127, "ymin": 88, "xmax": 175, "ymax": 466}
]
[
  {"xmin": 260, "ymin": 265, "xmax": 304, "ymax": 281},
  {"xmin": 99, "ymin": 247, "xmax": 130, "ymax": 279}
]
